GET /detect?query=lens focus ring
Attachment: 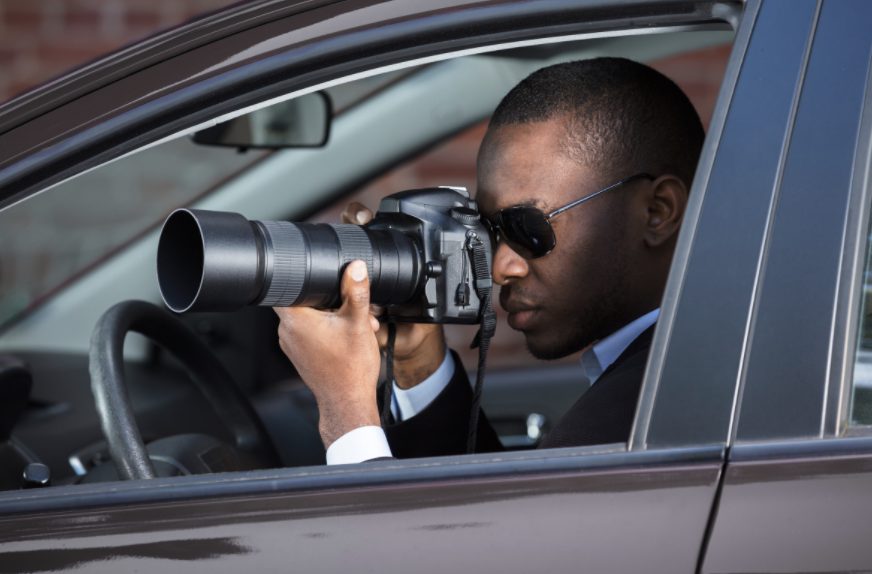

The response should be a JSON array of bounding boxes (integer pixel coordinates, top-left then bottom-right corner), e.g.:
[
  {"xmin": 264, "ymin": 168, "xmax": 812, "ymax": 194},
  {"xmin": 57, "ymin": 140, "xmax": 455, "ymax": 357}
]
[
  {"xmin": 332, "ymin": 225, "xmax": 374, "ymax": 278},
  {"xmin": 260, "ymin": 221, "xmax": 307, "ymax": 306}
]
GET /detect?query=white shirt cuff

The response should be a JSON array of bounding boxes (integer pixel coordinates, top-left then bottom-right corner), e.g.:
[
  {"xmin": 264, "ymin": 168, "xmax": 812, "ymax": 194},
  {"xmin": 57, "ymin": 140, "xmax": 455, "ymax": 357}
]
[
  {"xmin": 392, "ymin": 350, "xmax": 454, "ymax": 421},
  {"xmin": 325, "ymin": 425, "xmax": 392, "ymax": 465}
]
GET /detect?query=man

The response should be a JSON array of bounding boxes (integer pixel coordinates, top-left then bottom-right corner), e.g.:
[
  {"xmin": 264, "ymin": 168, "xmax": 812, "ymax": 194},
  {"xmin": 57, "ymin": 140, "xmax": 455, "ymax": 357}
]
[{"xmin": 275, "ymin": 57, "xmax": 704, "ymax": 463}]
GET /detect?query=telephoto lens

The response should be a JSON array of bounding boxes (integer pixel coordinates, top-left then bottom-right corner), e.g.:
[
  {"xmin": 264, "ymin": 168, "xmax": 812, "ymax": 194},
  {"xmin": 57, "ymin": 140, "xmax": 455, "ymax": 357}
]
[{"xmin": 156, "ymin": 209, "xmax": 424, "ymax": 313}]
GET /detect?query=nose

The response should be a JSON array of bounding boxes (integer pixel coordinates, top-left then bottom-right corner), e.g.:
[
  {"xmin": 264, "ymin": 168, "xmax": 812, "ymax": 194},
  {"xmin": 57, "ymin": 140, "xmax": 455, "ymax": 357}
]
[{"xmin": 491, "ymin": 240, "xmax": 529, "ymax": 285}]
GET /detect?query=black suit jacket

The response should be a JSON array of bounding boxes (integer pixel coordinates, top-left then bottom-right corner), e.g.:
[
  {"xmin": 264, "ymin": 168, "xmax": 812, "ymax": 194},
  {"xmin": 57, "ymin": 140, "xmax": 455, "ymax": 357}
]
[{"xmin": 384, "ymin": 325, "xmax": 655, "ymax": 457}]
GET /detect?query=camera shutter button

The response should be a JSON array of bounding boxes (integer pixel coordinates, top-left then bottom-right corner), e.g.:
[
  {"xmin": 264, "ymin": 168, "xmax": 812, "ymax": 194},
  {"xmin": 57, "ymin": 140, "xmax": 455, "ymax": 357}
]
[{"xmin": 450, "ymin": 207, "xmax": 479, "ymax": 226}]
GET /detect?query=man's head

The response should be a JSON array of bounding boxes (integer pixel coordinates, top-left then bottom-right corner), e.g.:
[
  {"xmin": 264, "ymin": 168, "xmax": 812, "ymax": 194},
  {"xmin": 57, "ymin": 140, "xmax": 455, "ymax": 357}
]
[{"xmin": 475, "ymin": 57, "xmax": 704, "ymax": 359}]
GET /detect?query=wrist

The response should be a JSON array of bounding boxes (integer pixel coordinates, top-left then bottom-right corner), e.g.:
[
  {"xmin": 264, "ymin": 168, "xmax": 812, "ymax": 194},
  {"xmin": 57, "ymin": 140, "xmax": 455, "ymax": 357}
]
[{"xmin": 316, "ymin": 393, "xmax": 380, "ymax": 449}]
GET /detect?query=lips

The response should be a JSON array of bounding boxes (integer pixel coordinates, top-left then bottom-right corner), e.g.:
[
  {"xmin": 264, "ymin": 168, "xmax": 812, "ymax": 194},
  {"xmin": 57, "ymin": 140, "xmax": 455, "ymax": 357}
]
[
  {"xmin": 500, "ymin": 289, "xmax": 539, "ymax": 331},
  {"xmin": 507, "ymin": 308, "xmax": 538, "ymax": 330}
]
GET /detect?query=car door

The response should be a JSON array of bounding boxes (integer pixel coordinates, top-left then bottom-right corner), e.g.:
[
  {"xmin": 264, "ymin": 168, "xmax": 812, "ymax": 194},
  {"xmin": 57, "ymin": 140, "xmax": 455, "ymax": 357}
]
[
  {"xmin": 701, "ymin": 1, "xmax": 872, "ymax": 572},
  {"xmin": 0, "ymin": 1, "xmax": 810, "ymax": 572}
]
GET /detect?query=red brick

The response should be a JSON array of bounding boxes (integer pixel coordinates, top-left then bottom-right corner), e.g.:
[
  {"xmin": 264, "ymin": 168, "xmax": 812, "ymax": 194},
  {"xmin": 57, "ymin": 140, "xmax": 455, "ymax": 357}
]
[
  {"xmin": 0, "ymin": 44, "xmax": 15, "ymax": 67},
  {"xmin": 181, "ymin": 0, "xmax": 234, "ymax": 21},
  {"xmin": 649, "ymin": 43, "xmax": 731, "ymax": 130},
  {"xmin": 123, "ymin": 7, "xmax": 163, "ymax": 31},
  {"xmin": 2, "ymin": 2, "xmax": 43, "ymax": 31},
  {"xmin": 0, "ymin": 0, "xmax": 237, "ymax": 102},
  {"xmin": 64, "ymin": 6, "xmax": 101, "ymax": 30},
  {"xmin": 37, "ymin": 38, "xmax": 121, "ymax": 72}
]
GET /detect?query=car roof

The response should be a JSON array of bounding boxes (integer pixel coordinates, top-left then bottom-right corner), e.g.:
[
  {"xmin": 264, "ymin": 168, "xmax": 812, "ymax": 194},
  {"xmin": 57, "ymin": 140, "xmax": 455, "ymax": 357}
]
[{"xmin": 0, "ymin": 0, "xmax": 319, "ymax": 134}]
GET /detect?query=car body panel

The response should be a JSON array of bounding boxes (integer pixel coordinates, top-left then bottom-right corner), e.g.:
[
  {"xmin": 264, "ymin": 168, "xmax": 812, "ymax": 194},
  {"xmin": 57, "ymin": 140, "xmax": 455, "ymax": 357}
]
[
  {"xmin": 640, "ymin": 0, "xmax": 815, "ymax": 448},
  {"xmin": 701, "ymin": 4, "xmax": 872, "ymax": 571},
  {"xmin": 736, "ymin": 0, "xmax": 872, "ymax": 442},
  {"xmin": 703, "ymin": 438, "xmax": 872, "ymax": 574},
  {"xmin": 0, "ymin": 446, "xmax": 722, "ymax": 573}
]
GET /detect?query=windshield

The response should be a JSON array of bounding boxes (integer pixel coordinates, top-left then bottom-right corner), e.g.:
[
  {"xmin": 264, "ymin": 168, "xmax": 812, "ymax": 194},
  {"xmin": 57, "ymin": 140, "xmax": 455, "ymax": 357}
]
[
  {"xmin": 0, "ymin": 68, "xmax": 419, "ymax": 330},
  {"xmin": 0, "ymin": 140, "xmax": 269, "ymax": 328}
]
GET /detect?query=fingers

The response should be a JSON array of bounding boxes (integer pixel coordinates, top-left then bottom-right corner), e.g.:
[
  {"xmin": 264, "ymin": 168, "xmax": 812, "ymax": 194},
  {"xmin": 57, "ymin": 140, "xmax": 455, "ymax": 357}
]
[
  {"xmin": 275, "ymin": 265, "xmax": 378, "ymax": 339},
  {"xmin": 339, "ymin": 260, "xmax": 372, "ymax": 324},
  {"xmin": 339, "ymin": 206, "xmax": 378, "ymax": 330},
  {"xmin": 341, "ymin": 202, "xmax": 374, "ymax": 225}
]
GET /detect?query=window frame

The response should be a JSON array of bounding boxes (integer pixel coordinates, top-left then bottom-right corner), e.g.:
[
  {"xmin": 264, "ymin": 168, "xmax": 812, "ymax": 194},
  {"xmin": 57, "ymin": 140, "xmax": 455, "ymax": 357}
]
[
  {"xmin": 834, "ymin": 54, "xmax": 872, "ymax": 436},
  {"xmin": 723, "ymin": 0, "xmax": 872, "ymax": 443},
  {"xmin": 0, "ymin": 0, "xmax": 747, "ymax": 515}
]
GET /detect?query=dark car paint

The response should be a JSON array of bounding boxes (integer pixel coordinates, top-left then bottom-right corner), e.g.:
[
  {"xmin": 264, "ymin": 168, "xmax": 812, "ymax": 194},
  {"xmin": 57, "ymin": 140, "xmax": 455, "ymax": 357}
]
[
  {"xmin": 734, "ymin": 0, "xmax": 872, "ymax": 442},
  {"xmin": 704, "ymin": 437, "xmax": 872, "ymax": 573},
  {"xmin": 0, "ymin": 446, "xmax": 723, "ymax": 573},
  {"xmin": 1, "ymin": 0, "xmax": 872, "ymax": 572},
  {"xmin": 700, "ymin": 3, "xmax": 872, "ymax": 572},
  {"xmin": 636, "ymin": 0, "xmax": 808, "ymax": 449}
]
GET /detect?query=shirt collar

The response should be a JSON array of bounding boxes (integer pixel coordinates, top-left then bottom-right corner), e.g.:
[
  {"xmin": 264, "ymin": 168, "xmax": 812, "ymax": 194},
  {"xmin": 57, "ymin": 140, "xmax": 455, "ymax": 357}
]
[{"xmin": 580, "ymin": 308, "xmax": 660, "ymax": 385}]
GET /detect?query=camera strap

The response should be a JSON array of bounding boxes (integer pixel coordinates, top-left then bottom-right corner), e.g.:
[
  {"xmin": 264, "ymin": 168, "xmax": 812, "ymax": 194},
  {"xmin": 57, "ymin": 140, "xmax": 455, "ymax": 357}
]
[
  {"xmin": 467, "ymin": 234, "xmax": 496, "ymax": 453},
  {"xmin": 380, "ymin": 322, "xmax": 398, "ymax": 426},
  {"xmin": 379, "ymin": 234, "xmax": 495, "ymax": 454}
]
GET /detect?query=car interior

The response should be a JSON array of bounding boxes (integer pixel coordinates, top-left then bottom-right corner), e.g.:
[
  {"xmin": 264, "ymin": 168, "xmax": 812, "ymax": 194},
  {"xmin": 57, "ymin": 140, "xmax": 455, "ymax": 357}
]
[{"xmin": 0, "ymin": 28, "xmax": 735, "ymax": 491}]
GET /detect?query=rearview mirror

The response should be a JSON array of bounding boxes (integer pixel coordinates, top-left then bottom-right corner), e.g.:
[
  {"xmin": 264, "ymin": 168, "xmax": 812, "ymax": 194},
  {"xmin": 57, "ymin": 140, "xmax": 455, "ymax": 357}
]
[{"xmin": 193, "ymin": 92, "xmax": 331, "ymax": 150}]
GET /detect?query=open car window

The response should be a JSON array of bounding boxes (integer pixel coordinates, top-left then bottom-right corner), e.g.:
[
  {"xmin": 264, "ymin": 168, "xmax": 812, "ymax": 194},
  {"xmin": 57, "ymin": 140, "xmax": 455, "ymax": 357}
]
[{"xmin": 0, "ymin": 19, "xmax": 737, "ymax": 493}]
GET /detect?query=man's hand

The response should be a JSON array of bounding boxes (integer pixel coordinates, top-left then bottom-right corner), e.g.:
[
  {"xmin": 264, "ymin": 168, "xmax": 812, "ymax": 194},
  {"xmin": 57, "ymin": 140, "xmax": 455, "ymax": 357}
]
[
  {"xmin": 342, "ymin": 202, "xmax": 447, "ymax": 389},
  {"xmin": 275, "ymin": 260, "xmax": 381, "ymax": 448}
]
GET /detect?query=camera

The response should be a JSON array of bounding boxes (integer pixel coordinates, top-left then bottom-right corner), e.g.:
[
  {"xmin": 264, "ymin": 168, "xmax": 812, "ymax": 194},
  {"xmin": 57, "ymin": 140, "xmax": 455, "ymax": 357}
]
[{"xmin": 156, "ymin": 187, "xmax": 492, "ymax": 324}]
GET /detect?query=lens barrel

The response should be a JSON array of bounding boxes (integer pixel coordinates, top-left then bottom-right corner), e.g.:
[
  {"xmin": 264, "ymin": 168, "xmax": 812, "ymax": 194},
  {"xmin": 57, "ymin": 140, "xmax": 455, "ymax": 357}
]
[{"xmin": 157, "ymin": 209, "xmax": 424, "ymax": 313}]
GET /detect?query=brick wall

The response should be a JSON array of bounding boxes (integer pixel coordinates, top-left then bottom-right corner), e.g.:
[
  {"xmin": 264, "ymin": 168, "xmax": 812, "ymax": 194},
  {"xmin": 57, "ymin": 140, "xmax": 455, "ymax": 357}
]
[{"xmin": 0, "ymin": 0, "xmax": 233, "ymax": 103}]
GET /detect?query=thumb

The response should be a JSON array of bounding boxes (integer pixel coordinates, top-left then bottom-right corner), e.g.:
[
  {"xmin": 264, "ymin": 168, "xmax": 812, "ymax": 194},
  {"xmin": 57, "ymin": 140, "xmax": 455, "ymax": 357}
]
[{"xmin": 339, "ymin": 260, "xmax": 371, "ymax": 322}]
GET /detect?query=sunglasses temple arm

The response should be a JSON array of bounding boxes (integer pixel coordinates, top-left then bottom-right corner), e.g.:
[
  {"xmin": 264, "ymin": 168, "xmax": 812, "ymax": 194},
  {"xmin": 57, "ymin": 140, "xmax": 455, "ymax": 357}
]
[{"xmin": 546, "ymin": 173, "xmax": 653, "ymax": 219}]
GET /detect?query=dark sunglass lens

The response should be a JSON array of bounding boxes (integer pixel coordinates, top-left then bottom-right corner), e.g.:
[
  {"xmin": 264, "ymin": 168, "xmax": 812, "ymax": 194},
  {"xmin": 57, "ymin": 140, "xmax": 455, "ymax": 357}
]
[
  {"xmin": 481, "ymin": 218, "xmax": 500, "ymax": 246},
  {"xmin": 501, "ymin": 207, "xmax": 555, "ymax": 258}
]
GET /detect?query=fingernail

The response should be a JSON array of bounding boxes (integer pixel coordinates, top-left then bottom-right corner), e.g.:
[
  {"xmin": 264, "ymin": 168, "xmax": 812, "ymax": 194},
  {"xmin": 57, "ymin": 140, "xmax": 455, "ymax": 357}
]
[
  {"xmin": 349, "ymin": 260, "xmax": 367, "ymax": 282},
  {"xmin": 355, "ymin": 212, "xmax": 368, "ymax": 224}
]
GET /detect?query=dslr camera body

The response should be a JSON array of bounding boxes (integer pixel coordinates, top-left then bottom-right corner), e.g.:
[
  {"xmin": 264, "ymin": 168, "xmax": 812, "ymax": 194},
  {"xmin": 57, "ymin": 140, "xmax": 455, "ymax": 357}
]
[
  {"xmin": 157, "ymin": 187, "xmax": 493, "ymax": 325},
  {"xmin": 365, "ymin": 186, "xmax": 492, "ymax": 323}
]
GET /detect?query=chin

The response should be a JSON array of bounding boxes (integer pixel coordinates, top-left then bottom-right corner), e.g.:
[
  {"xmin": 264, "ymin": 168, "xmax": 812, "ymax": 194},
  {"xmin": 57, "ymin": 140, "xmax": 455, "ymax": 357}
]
[
  {"xmin": 524, "ymin": 326, "xmax": 596, "ymax": 360},
  {"xmin": 524, "ymin": 334, "xmax": 576, "ymax": 361}
]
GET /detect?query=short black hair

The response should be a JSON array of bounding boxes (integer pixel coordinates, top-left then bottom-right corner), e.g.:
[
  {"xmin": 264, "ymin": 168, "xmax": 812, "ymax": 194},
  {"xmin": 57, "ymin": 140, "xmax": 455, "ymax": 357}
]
[{"xmin": 487, "ymin": 57, "xmax": 704, "ymax": 188}]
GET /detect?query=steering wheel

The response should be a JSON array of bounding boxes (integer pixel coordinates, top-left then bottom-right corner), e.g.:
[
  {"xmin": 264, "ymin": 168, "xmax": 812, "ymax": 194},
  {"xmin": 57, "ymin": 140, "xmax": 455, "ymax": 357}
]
[{"xmin": 89, "ymin": 300, "xmax": 279, "ymax": 479}]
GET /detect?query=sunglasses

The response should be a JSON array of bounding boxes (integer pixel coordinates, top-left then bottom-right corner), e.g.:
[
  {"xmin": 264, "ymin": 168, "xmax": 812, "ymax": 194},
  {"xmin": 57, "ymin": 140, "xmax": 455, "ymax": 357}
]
[{"xmin": 482, "ymin": 173, "xmax": 654, "ymax": 259}]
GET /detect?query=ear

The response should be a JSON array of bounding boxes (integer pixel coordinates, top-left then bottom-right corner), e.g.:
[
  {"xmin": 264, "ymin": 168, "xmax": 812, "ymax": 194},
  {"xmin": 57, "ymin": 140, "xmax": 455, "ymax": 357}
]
[{"xmin": 643, "ymin": 175, "xmax": 688, "ymax": 248}]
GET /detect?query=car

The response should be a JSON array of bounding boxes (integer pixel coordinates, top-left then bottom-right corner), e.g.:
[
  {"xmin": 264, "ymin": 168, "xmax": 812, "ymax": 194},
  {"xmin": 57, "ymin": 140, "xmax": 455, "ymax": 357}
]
[{"xmin": 1, "ymin": 0, "xmax": 871, "ymax": 572}]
